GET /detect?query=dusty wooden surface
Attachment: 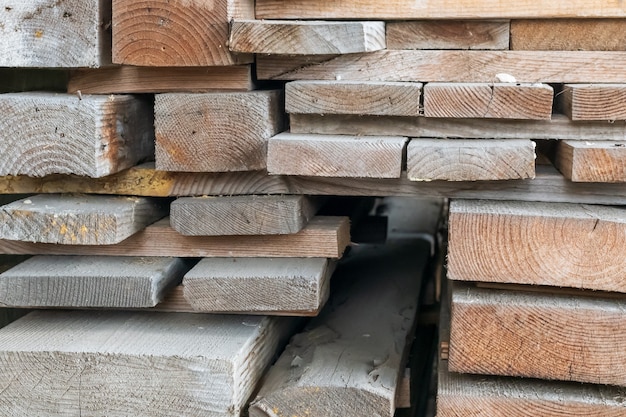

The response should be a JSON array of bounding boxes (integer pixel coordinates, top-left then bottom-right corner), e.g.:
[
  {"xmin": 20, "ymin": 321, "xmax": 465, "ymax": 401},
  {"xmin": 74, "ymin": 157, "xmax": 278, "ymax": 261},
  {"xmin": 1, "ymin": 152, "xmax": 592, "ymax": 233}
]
[{"xmin": 554, "ymin": 140, "xmax": 626, "ymax": 182}]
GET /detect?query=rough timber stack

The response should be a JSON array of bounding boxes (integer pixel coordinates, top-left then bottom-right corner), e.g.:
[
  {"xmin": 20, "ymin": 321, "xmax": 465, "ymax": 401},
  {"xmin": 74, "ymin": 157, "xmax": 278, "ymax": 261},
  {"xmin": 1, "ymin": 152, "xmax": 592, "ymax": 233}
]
[{"xmin": 0, "ymin": 0, "xmax": 625, "ymax": 416}]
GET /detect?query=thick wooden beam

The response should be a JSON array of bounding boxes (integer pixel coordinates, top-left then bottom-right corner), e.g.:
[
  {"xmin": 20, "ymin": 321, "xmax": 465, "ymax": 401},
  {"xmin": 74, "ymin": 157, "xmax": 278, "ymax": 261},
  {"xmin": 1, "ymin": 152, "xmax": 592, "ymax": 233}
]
[
  {"xmin": 249, "ymin": 239, "xmax": 430, "ymax": 417},
  {"xmin": 554, "ymin": 140, "xmax": 626, "ymax": 182},
  {"xmin": 68, "ymin": 66, "xmax": 254, "ymax": 94},
  {"xmin": 0, "ymin": 93, "xmax": 154, "ymax": 178},
  {"xmin": 0, "ymin": 311, "xmax": 296, "ymax": 416},
  {"xmin": 229, "ymin": 20, "xmax": 385, "ymax": 55},
  {"xmin": 0, "ymin": 256, "xmax": 190, "ymax": 308},
  {"xmin": 286, "ymin": 81, "xmax": 422, "ymax": 117},
  {"xmin": 449, "ymin": 283, "xmax": 626, "ymax": 386},
  {"xmin": 183, "ymin": 258, "xmax": 334, "ymax": 315},
  {"xmin": 407, "ymin": 139, "xmax": 535, "ymax": 181},
  {"xmin": 448, "ymin": 199, "xmax": 626, "ymax": 293},
  {"xmin": 560, "ymin": 84, "xmax": 626, "ymax": 121},
  {"xmin": 0, "ymin": 217, "xmax": 350, "ymax": 259},
  {"xmin": 386, "ymin": 20, "xmax": 509, "ymax": 50},
  {"xmin": 423, "ymin": 83, "xmax": 553, "ymax": 119},
  {"xmin": 155, "ymin": 91, "xmax": 284, "ymax": 172},
  {"xmin": 112, "ymin": 0, "xmax": 253, "ymax": 66},
  {"xmin": 0, "ymin": 0, "xmax": 110, "ymax": 67},
  {"xmin": 267, "ymin": 133, "xmax": 406, "ymax": 178},
  {"xmin": 0, "ymin": 194, "xmax": 167, "ymax": 245},
  {"xmin": 257, "ymin": 51, "xmax": 626, "ymax": 83}
]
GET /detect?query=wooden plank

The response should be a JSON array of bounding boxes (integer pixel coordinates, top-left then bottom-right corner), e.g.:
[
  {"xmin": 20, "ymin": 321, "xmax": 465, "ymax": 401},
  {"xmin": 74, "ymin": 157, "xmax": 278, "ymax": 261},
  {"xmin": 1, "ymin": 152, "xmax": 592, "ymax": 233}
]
[
  {"xmin": 267, "ymin": 133, "xmax": 406, "ymax": 178},
  {"xmin": 257, "ymin": 51, "xmax": 626, "ymax": 83},
  {"xmin": 249, "ymin": 239, "xmax": 430, "ymax": 417},
  {"xmin": 285, "ymin": 81, "xmax": 422, "ymax": 117},
  {"xmin": 68, "ymin": 66, "xmax": 254, "ymax": 94},
  {"xmin": 183, "ymin": 258, "xmax": 333, "ymax": 315},
  {"xmin": 171, "ymin": 195, "xmax": 319, "ymax": 236},
  {"xmin": 155, "ymin": 91, "xmax": 284, "ymax": 172},
  {"xmin": 386, "ymin": 20, "xmax": 509, "ymax": 50},
  {"xmin": 560, "ymin": 84, "xmax": 626, "ymax": 121},
  {"xmin": 511, "ymin": 19, "xmax": 626, "ymax": 51},
  {"xmin": 0, "ymin": 69, "xmax": 67, "ymax": 93},
  {"xmin": 0, "ymin": 0, "xmax": 110, "ymax": 67},
  {"xmin": 554, "ymin": 140, "xmax": 626, "ymax": 182},
  {"xmin": 256, "ymin": 0, "xmax": 626, "ymax": 19},
  {"xmin": 0, "ymin": 217, "xmax": 350, "ymax": 259},
  {"xmin": 423, "ymin": 83, "xmax": 553, "ymax": 120},
  {"xmin": 407, "ymin": 139, "xmax": 535, "ymax": 181},
  {"xmin": 229, "ymin": 20, "xmax": 385, "ymax": 55},
  {"xmin": 448, "ymin": 199, "xmax": 626, "ymax": 293},
  {"xmin": 289, "ymin": 113, "xmax": 626, "ymax": 140},
  {"xmin": 0, "ymin": 310, "xmax": 296, "ymax": 416},
  {"xmin": 112, "ymin": 0, "xmax": 253, "ymax": 66},
  {"xmin": 449, "ymin": 283, "xmax": 626, "ymax": 386},
  {"xmin": 438, "ymin": 363, "xmax": 626, "ymax": 416},
  {"xmin": 0, "ymin": 194, "xmax": 167, "ymax": 245},
  {"xmin": 0, "ymin": 93, "xmax": 154, "ymax": 178},
  {"xmin": 0, "ymin": 256, "xmax": 190, "ymax": 308}
]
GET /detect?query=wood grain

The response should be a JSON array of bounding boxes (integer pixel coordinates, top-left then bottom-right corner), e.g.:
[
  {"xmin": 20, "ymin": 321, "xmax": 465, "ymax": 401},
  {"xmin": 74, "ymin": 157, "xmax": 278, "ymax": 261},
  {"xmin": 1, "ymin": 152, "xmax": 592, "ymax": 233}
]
[
  {"xmin": 0, "ymin": 194, "xmax": 167, "ymax": 245},
  {"xmin": 112, "ymin": 0, "xmax": 253, "ymax": 66},
  {"xmin": 257, "ymin": 50, "xmax": 626, "ymax": 83},
  {"xmin": 155, "ymin": 91, "xmax": 284, "ymax": 172},
  {"xmin": 0, "ymin": 93, "xmax": 154, "ymax": 178},
  {"xmin": 449, "ymin": 283, "xmax": 626, "ymax": 386},
  {"xmin": 560, "ymin": 84, "xmax": 626, "ymax": 121},
  {"xmin": 386, "ymin": 20, "xmax": 509, "ymax": 50},
  {"xmin": 423, "ymin": 83, "xmax": 553, "ymax": 119},
  {"xmin": 0, "ymin": 0, "xmax": 110, "ymax": 67},
  {"xmin": 511, "ymin": 19, "xmax": 626, "ymax": 51},
  {"xmin": 0, "ymin": 311, "xmax": 295, "ymax": 416},
  {"xmin": 448, "ymin": 199, "xmax": 626, "ymax": 292},
  {"xmin": 554, "ymin": 140, "xmax": 626, "ymax": 182},
  {"xmin": 0, "ymin": 217, "xmax": 350, "ymax": 259},
  {"xmin": 68, "ymin": 66, "xmax": 254, "ymax": 94},
  {"xmin": 407, "ymin": 139, "xmax": 535, "ymax": 181},
  {"xmin": 229, "ymin": 20, "xmax": 385, "ymax": 55},
  {"xmin": 286, "ymin": 81, "xmax": 422, "ymax": 117},
  {"xmin": 0, "ymin": 256, "xmax": 190, "ymax": 308},
  {"xmin": 183, "ymin": 258, "xmax": 334, "ymax": 315}
]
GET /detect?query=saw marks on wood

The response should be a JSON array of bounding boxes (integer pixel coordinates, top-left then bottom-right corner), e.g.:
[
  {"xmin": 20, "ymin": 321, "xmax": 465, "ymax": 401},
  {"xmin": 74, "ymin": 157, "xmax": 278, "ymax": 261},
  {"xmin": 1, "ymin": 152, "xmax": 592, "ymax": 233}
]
[
  {"xmin": 560, "ymin": 84, "xmax": 626, "ymax": 121},
  {"xmin": 554, "ymin": 140, "xmax": 626, "ymax": 182},
  {"xmin": 0, "ymin": 194, "xmax": 167, "ymax": 245},
  {"xmin": 448, "ymin": 199, "xmax": 626, "ymax": 292},
  {"xmin": 0, "ymin": 93, "xmax": 154, "ymax": 178},
  {"xmin": 0, "ymin": 256, "xmax": 190, "ymax": 308}
]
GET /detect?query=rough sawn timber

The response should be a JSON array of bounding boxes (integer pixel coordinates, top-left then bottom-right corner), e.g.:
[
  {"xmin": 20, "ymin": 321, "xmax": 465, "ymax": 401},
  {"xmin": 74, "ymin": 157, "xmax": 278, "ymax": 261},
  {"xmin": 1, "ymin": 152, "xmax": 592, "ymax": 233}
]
[
  {"xmin": 560, "ymin": 84, "xmax": 626, "ymax": 121},
  {"xmin": 554, "ymin": 140, "xmax": 626, "ymax": 182}
]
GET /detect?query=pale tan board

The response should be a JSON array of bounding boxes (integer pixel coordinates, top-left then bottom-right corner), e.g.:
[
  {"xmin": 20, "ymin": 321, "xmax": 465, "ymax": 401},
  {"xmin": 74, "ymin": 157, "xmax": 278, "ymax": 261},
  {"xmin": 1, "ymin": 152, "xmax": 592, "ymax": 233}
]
[
  {"xmin": 112, "ymin": 0, "xmax": 253, "ymax": 66},
  {"xmin": 257, "ymin": 51, "xmax": 626, "ymax": 83},
  {"xmin": 0, "ymin": 217, "xmax": 350, "ymax": 259},
  {"xmin": 448, "ymin": 199, "xmax": 626, "ymax": 293},
  {"xmin": 449, "ymin": 283, "xmax": 626, "ymax": 386},
  {"xmin": 171, "ymin": 195, "xmax": 319, "ymax": 236},
  {"xmin": 0, "ymin": 256, "xmax": 190, "ymax": 308},
  {"xmin": 407, "ymin": 139, "xmax": 535, "ymax": 181},
  {"xmin": 249, "ymin": 239, "xmax": 430, "ymax": 417},
  {"xmin": 155, "ymin": 91, "xmax": 284, "ymax": 172},
  {"xmin": 386, "ymin": 20, "xmax": 509, "ymax": 50},
  {"xmin": 229, "ymin": 20, "xmax": 385, "ymax": 55},
  {"xmin": 560, "ymin": 84, "xmax": 626, "ymax": 121},
  {"xmin": 267, "ymin": 133, "xmax": 406, "ymax": 178},
  {"xmin": 0, "ymin": 93, "xmax": 154, "ymax": 178},
  {"xmin": 290, "ymin": 114, "xmax": 626, "ymax": 140},
  {"xmin": 0, "ymin": 194, "xmax": 167, "ymax": 245},
  {"xmin": 423, "ymin": 83, "xmax": 553, "ymax": 120},
  {"xmin": 0, "ymin": 311, "xmax": 296, "ymax": 416},
  {"xmin": 0, "ymin": 0, "xmax": 110, "ymax": 67},
  {"xmin": 183, "ymin": 258, "xmax": 334, "ymax": 315},
  {"xmin": 554, "ymin": 140, "xmax": 626, "ymax": 182},
  {"xmin": 285, "ymin": 81, "xmax": 422, "ymax": 117},
  {"xmin": 438, "ymin": 362, "xmax": 626, "ymax": 416},
  {"xmin": 256, "ymin": 0, "xmax": 626, "ymax": 19},
  {"xmin": 68, "ymin": 66, "xmax": 254, "ymax": 94},
  {"xmin": 511, "ymin": 19, "xmax": 626, "ymax": 51}
]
